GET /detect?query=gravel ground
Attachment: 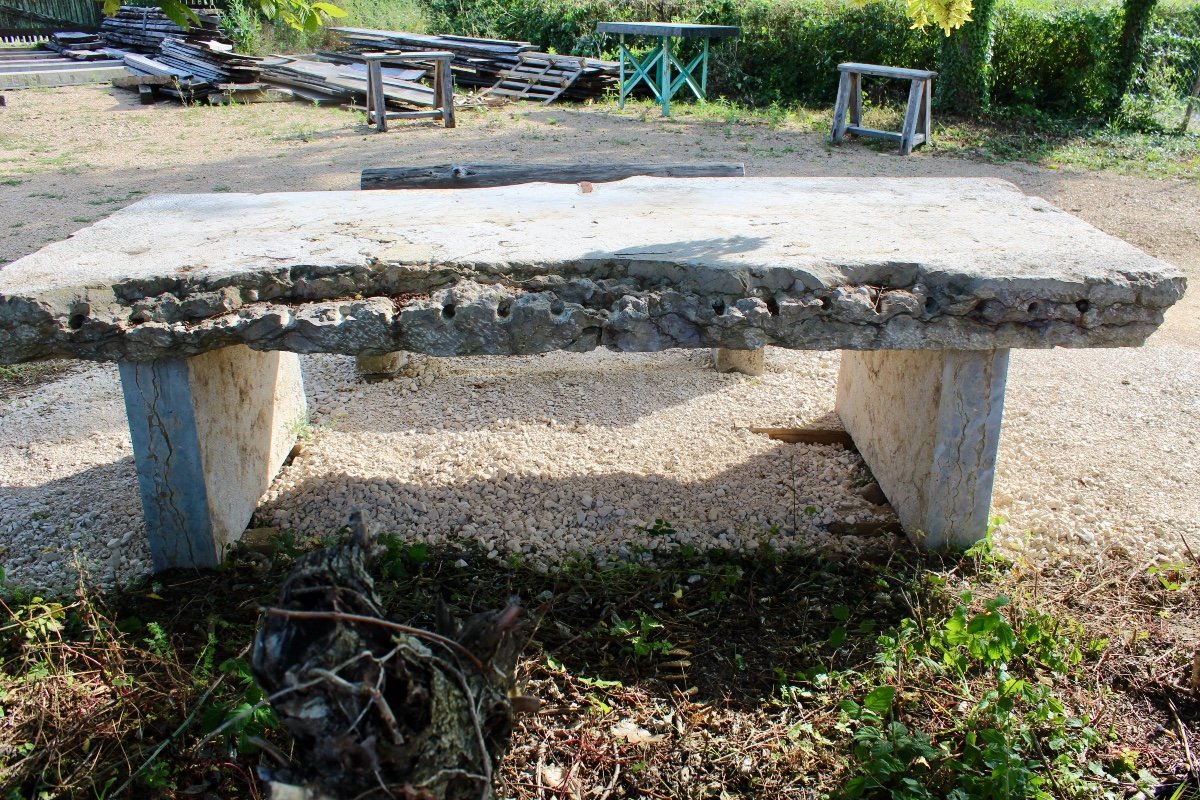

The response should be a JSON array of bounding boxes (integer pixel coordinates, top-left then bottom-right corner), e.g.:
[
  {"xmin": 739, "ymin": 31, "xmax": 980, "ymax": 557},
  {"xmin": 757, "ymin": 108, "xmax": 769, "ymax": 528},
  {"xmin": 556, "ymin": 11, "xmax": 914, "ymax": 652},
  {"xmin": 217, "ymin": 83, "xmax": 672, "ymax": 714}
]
[{"xmin": 0, "ymin": 86, "xmax": 1197, "ymax": 592}]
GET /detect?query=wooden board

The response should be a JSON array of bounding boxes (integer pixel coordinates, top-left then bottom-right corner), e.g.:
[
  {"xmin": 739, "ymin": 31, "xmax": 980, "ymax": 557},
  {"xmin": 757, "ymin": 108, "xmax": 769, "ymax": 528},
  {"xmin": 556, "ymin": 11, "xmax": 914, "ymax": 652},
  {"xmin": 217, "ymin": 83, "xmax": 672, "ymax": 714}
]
[
  {"xmin": 361, "ymin": 162, "xmax": 746, "ymax": 190},
  {"xmin": 112, "ymin": 72, "xmax": 174, "ymax": 87},
  {"xmin": 838, "ymin": 62, "xmax": 936, "ymax": 80},
  {"xmin": 595, "ymin": 21, "xmax": 739, "ymax": 39}
]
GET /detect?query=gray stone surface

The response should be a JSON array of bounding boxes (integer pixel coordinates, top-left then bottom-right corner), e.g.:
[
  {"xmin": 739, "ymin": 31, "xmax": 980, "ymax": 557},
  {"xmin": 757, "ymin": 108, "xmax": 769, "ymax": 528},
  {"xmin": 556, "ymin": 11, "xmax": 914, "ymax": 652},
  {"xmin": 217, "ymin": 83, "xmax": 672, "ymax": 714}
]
[
  {"xmin": 713, "ymin": 347, "xmax": 765, "ymax": 376},
  {"xmin": 0, "ymin": 177, "xmax": 1184, "ymax": 364},
  {"xmin": 836, "ymin": 348, "xmax": 1010, "ymax": 548},
  {"xmin": 119, "ymin": 346, "xmax": 305, "ymax": 570},
  {"xmin": 355, "ymin": 351, "xmax": 407, "ymax": 375}
]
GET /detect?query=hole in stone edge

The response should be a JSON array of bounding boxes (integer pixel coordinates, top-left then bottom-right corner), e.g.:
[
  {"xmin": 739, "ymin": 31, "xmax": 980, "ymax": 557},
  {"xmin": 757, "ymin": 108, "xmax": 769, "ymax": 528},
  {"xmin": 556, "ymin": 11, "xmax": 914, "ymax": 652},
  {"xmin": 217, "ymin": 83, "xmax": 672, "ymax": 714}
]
[{"xmin": 68, "ymin": 304, "xmax": 90, "ymax": 330}]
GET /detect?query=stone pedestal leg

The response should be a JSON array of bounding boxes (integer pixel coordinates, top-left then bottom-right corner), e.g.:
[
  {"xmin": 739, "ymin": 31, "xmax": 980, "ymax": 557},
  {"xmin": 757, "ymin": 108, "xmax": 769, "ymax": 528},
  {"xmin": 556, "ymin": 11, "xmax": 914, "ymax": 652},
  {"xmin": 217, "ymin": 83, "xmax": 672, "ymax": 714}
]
[
  {"xmin": 713, "ymin": 347, "xmax": 765, "ymax": 376},
  {"xmin": 355, "ymin": 351, "xmax": 406, "ymax": 376},
  {"xmin": 119, "ymin": 346, "xmax": 306, "ymax": 571},
  {"xmin": 835, "ymin": 349, "xmax": 1009, "ymax": 549}
]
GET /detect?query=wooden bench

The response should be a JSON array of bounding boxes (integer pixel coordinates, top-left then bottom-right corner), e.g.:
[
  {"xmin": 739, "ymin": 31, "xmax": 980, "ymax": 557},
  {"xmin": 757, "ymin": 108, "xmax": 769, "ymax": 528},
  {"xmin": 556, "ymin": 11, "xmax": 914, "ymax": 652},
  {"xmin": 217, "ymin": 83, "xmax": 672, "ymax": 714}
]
[
  {"xmin": 0, "ymin": 178, "xmax": 1184, "ymax": 570},
  {"xmin": 360, "ymin": 50, "xmax": 455, "ymax": 131},
  {"xmin": 831, "ymin": 63, "xmax": 936, "ymax": 156}
]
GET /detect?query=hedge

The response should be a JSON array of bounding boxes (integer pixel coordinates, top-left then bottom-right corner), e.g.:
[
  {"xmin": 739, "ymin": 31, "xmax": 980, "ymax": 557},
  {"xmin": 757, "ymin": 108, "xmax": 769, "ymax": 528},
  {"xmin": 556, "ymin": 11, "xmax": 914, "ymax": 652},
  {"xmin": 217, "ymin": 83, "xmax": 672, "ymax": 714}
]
[{"xmin": 420, "ymin": 0, "xmax": 1200, "ymax": 116}]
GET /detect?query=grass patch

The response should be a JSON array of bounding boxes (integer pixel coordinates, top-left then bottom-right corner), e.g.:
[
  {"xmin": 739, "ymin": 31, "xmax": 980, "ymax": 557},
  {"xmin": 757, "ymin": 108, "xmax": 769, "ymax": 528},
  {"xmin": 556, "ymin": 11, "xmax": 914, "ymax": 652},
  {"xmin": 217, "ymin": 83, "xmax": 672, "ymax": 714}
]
[
  {"xmin": 609, "ymin": 96, "xmax": 1200, "ymax": 179},
  {"xmin": 0, "ymin": 361, "xmax": 80, "ymax": 400},
  {"xmin": 931, "ymin": 112, "xmax": 1200, "ymax": 179},
  {"xmin": 606, "ymin": 97, "xmax": 827, "ymax": 132},
  {"xmin": 1, "ymin": 530, "xmax": 1196, "ymax": 798}
]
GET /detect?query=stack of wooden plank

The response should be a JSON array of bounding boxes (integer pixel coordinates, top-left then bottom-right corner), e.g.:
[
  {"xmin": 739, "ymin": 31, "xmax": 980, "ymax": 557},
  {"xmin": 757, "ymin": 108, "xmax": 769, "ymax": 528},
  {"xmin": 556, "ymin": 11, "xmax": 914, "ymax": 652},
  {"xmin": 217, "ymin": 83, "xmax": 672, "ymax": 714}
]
[
  {"xmin": 158, "ymin": 37, "xmax": 260, "ymax": 84},
  {"xmin": 331, "ymin": 27, "xmax": 535, "ymax": 91},
  {"xmin": 42, "ymin": 31, "xmax": 111, "ymax": 60},
  {"xmin": 259, "ymin": 54, "xmax": 434, "ymax": 108},
  {"xmin": 99, "ymin": 5, "xmax": 224, "ymax": 53},
  {"xmin": 329, "ymin": 27, "xmax": 619, "ymax": 102},
  {"xmin": 482, "ymin": 52, "xmax": 587, "ymax": 104},
  {"xmin": 95, "ymin": 6, "xmax": 265, "ymax": 102}
]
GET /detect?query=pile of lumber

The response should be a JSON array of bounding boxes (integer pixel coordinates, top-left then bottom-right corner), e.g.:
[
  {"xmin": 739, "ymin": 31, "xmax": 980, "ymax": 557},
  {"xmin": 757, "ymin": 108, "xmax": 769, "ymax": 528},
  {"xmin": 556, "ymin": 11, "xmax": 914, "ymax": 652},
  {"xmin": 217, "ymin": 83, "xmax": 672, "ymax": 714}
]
[
  {"xmin": 99, "ymin": 4, "xmax": 224, "ymax": 53},
  {"xmin": 329, "ymin": 27, "xmax": 619, "ymax": 103},
  {"xmin": 158, "ymin": 37, "xmax": 260, "ymax": 84},
  {"xmin": 259, "ymin": 53, "xmax": 434, "ymax": 108},
  {"xmin": 95, "ymin": 5, "xmax": 265, "ymax": 102},
  {"xmin": 42, "ymin": 32, "xmax": 112, "ymax": 60}
]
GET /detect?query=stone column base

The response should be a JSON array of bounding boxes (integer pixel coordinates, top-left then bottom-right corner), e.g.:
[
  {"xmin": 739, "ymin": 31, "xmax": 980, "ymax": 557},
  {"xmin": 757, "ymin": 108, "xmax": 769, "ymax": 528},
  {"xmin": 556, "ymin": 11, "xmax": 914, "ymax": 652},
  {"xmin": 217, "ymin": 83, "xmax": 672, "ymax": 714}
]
[
  {"xmin": 835, "ymin": 349, "xmax": 1009, "ymax": 549},
  {"xmin": 713, "ymin": 347, "xmax": 765, "ymax": 376},
  {"xmin": 355, "ymin": 351, "xmax": 406, "ymax": 376},
  {"xmin": 119, "ymin": 345, "xmax": 306, "ymax": 570}
]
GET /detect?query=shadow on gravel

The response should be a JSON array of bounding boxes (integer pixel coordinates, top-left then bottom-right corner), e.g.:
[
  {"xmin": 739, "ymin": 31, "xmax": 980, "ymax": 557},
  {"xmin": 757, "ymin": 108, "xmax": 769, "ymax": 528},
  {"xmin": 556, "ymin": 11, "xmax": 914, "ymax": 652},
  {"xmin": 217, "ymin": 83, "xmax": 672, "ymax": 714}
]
[
  {"xmin": 305, "ymin": 349, "xmax": 793, "ymax": 433},
  {"xmin": 256, "ymin": 455, "xmax": 903, "ymax": 710}
]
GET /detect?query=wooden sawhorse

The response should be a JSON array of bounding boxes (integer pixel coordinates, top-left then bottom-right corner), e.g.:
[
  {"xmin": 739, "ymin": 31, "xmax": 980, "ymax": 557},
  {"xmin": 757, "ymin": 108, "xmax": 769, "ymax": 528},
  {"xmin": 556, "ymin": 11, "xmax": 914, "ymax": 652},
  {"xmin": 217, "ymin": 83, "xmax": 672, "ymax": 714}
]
[
  {"xmin": 362, "ymin": 50, "xmax": 455, "ymax": 132},
  {"xmin": 831, "ymin": 63, "xmax": 936, "ymax": 156}
]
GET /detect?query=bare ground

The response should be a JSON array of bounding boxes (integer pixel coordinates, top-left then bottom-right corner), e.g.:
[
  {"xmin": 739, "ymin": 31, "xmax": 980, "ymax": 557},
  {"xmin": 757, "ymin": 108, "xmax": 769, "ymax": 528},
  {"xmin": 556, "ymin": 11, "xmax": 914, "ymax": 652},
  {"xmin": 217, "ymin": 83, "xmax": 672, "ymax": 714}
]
[{"xmin": 1, "ymin": 85, "xmax": 1198, "ymax": 570}]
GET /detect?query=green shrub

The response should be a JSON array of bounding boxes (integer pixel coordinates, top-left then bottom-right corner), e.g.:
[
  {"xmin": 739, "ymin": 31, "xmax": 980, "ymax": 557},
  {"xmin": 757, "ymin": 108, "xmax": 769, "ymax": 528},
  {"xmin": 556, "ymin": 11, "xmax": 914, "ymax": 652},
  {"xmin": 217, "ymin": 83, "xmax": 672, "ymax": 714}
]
[
  {"xmin": 418, "ymin": 0, "xmax": 1200, "ymax": 118},
  {"xmin": 990, "ymin": 0, "xmax": 1119, "ymax": 115}
]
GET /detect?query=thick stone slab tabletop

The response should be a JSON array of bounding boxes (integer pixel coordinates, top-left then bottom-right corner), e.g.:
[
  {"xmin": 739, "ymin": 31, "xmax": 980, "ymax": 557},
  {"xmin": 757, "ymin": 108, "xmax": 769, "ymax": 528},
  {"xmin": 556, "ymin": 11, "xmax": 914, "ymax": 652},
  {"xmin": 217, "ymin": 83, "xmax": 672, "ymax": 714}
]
[{"xmin": 0, "ymin": 177, "xmax": 1185, "ymax": 363}]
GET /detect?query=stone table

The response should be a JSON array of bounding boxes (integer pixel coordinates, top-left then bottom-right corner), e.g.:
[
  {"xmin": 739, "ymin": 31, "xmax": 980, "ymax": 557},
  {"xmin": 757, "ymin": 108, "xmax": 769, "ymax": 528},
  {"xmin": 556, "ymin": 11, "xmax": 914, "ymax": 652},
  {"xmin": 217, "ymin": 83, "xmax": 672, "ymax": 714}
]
[{"xmin": 0, "ymin": 177, "xmax": 1185, "ymax": 570}]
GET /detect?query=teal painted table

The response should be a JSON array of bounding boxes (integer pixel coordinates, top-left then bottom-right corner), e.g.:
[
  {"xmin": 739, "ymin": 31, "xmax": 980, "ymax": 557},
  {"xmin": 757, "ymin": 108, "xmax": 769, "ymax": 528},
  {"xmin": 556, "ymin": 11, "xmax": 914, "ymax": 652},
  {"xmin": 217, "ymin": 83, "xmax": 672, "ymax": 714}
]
[{"xmin": 595, "ymin": 21, "xmax": 739, "ymax": 116}]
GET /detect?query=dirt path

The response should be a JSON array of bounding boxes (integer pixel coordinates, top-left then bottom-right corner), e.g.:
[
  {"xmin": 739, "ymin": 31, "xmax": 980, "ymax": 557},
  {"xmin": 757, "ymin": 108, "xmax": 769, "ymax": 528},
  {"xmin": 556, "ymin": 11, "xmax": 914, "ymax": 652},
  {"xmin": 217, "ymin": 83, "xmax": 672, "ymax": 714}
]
[{"xmin": 1, "ymin": 86, "xmax": 1196, "ymax": 589}]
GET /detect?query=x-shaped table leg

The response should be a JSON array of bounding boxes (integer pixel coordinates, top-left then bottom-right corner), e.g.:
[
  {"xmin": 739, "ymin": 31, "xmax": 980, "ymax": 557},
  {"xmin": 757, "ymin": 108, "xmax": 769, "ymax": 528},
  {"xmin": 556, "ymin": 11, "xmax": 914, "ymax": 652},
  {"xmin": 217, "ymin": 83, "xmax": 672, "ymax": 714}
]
[{"xmin": 617, "ymin": 33, "xmax": 714, "ymax": 116}]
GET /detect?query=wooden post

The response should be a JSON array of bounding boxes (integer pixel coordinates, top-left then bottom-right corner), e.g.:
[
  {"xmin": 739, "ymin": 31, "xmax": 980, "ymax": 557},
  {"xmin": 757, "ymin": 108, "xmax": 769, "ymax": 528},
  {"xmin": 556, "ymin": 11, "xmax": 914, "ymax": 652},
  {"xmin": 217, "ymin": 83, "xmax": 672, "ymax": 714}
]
[
  {"xmin": 831, "ymin": 70, "xmax": 852, "ymax": 144},
  {"xmin": 659, "ymin": 35, "xmax": 671, "ymax": 116},
  {"xmin": 369, "ymin": 57, "xmax": 387, "ymax": 132},
  {"xmin": 921, "ymin": 78, "xmax": 932, "ymax": 143},
  {"xmin": 437, "ymin": 55, "xmax": 455, "ymax": 128},
  {"xmin": 899, "ymin": 78, "xmax": 924, "ymax": 155},
  {"xmin": 849, "ymin": 72, "xmax": 862, "ymax": 127},
  {"xmin": 618, "ymin": 33, "xmax": 626, "ymax": 108}
]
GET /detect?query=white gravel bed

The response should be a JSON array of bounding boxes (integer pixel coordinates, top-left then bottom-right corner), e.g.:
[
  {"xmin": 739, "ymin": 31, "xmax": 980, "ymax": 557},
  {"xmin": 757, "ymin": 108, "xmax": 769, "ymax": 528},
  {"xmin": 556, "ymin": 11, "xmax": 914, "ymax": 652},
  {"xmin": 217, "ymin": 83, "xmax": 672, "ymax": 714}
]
[
  {"xmin": 0, "ymin": 345, "xmax": 1195, "ymax": 595},
  {"xmin": 261, "ymin": 350, "xmax": 884, "ymax": 567}
]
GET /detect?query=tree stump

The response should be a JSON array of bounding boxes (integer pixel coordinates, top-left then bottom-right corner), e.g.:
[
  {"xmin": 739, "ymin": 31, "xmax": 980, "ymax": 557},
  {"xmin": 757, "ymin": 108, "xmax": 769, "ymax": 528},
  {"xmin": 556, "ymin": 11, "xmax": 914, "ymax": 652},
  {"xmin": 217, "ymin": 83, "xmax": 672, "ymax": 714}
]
[{"xmin": 251, "ymin": 513, "xmax": 528, "ymax": 799}]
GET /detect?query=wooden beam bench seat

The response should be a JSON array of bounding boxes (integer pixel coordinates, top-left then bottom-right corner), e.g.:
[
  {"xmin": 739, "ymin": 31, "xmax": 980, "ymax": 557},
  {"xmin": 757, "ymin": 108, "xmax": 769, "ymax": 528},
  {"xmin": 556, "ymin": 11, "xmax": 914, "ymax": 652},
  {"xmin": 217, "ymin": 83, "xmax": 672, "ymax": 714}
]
[
  {"xmin": 0, "ymin": 177, "xmax": 1185, "ymax": 570},
  {"xmin": 832, "ymin": 62, "xmax": 937, "ymax": 155}
]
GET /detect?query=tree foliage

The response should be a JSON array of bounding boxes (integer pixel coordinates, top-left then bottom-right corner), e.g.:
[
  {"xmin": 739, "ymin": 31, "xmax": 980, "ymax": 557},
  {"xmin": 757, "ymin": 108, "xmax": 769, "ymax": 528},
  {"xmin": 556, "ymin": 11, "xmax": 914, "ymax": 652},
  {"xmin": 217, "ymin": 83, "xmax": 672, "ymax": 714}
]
[
  {"xmin": 905, "ymin": 0, "xmax": 976, "ymax": 36},
  {"xmin": 935, "ymin": 0, "xmax": 998, "ymax": 114},
  {"xmin": 102, "ymin": 0, "xmax": 345, "ymax": 33}
]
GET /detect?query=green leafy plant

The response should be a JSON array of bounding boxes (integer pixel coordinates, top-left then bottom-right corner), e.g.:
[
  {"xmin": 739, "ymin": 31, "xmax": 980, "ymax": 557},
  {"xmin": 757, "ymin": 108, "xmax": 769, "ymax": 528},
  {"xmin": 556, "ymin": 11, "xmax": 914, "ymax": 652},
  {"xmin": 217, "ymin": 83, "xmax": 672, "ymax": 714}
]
[
  {"xmin": 198, "ymin": 657, "xmax": 278, "ymax": 751},
  {"xmin": 376, "ymin": 533, "xmax": 430, "ymax": 580},
  {"xmin": 838, "ymin": 592, "xmax": 1137, "ymax": 799},
  {"xmin": 609, "ymin": 610, "xmax": 674, "ymax": 659}
]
